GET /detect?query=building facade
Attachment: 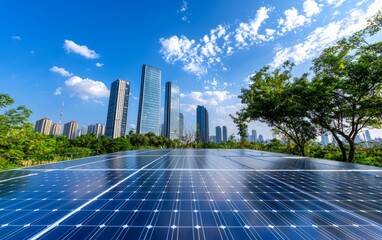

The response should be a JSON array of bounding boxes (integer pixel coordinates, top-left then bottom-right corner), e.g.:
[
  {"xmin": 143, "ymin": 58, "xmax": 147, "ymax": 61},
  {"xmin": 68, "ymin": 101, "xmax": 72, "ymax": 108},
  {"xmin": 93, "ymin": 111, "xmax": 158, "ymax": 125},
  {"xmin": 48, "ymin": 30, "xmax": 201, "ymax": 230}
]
[
  {"xmin": 137, "ymin": 64, "xmax": 161, "ymax": 135},
  {"xmin": 88, "ymin": 124, "xmax": 105, "ymax": 138},
  {"xmin": 63, "ymin": 121, "xmax": 78, "ymax": 139},
  {"xmin": 196, "ymin": 105, "xmax": 209, "ymax": 143},
  {"xmin": 34, "ymin": 118, "xmax": 52, "ymax": 135},
  {"xmin": 215, "ymin": 126, "xmax": 222, "ymax": 143},
  {"xmin": 179, "ymin": 113, "xmax": 184, "ymax": 139},
  {"xmin": 105, "ymin": 79, "xmax": 130, "ymax": 139},
  {"xmin": 222, "ymin": 126, "xmax": 227, "ymax": 143},
  {"xmin": 164, "ymin": 82, "xmax": 180, "ymax": 139},
  {"xmin": 50, "ymin": 123, "xmax": 61, "ymax": 136}
]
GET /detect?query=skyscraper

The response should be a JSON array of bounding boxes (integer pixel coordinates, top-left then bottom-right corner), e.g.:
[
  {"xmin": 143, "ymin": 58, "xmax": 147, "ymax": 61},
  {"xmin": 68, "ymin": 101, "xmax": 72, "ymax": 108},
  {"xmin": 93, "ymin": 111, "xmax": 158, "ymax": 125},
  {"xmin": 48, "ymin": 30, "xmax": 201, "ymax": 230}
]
[
  {"xmin": 258, "ymin": 134, "xmax": 264, "ymax": 142},
  {"xmin": 222, "ymin": 126, "xmax": 227, "ymax": 143},
  {"xmin": 34, "ymin": 118, "xmax": 52, "ymax": 135},
  {"xmin": 321, "ymin": 132, "xmax": 330, "ymax": 146},
  {"xmin": 179, "ymin": 113, "xmax": 184, "ymax": 138},
  {"xmin": 251, "ymin": 129, "xmax": 257, "ymax": 142},
  {"xmin": 63, "ymin": 121, "xmax": 78, "ymax": 139},
  {"xmin": 196, "ymin": 105, "xmax": 209, "ymax": 143},
  {"xmin": 137, "ymin": 64, "xmax": 161, "ymax": 135},
  {"xmin": 88, "ymin": 124, "xmax": 105, "ymax": 138},
  {"xmin": 105, "ymin": 79, "xmax": 130, "ymax": 139},
  {"xmin": 50, "ymin": 123, "xmax": 61, "ymax": 136},
  {"xmin": 215, "ymin": 126, "xmax": 222, "ymax": 143},
  {"xmin": 164, "ymin": 82, "xmax": 180, "ymax": 139},
  {"xmin": 365, "ymin": 130, "xmax": 372, "ymax": 142}
]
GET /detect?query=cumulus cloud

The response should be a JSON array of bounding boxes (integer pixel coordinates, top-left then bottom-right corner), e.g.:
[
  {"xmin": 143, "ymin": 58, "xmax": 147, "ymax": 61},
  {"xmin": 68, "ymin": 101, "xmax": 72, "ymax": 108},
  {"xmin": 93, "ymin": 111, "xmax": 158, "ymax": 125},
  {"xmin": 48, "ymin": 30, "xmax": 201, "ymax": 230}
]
[
  {"xmin": 63, "ymin": 40, "xmax": 100, "ymax": 59},
  {"xmin": 181, "ymin": 90, "xmax": 233, "ymax": 106},
  {"xmin": 95, "ymin": 62, "xmax": 104, "ymax": 67},
  {"xmin": 326, "ymin": 0, "xmax": 345, "ymax": 7},
  {"xmin": 65, "ymin": 76, "xmax": 109, "ymax": 101},
  {"xmin": 54, "ymin": 87, "xmax": 62, "ymax": 96},
  {"xmin": 271, "ymin": 0, "xmax": 382, "ymax": 68},
  {"xmin": 279, "ymin": 8, "xmax": 307, "ymax": 33},
  {"xmin": 50, "ymin": 66, "xmax": 72, "ymax": 77},
  {"xmin": 303, "ymin": 0, "xmax": 321, "ymax": 17},
  {"xmin": 12, "ymin": 36, "xmax": 22, "ymax": 40},
  {"xmin": 235, "ymin": 7, "xmax": 272, "ymax": 48},
  {"xmin": 179, "ymin": 0, "xmax": 189, "ymax": 21},
  {"xmin": 160, "ymin": 7, "xmax": 273, "ymax": 76}
]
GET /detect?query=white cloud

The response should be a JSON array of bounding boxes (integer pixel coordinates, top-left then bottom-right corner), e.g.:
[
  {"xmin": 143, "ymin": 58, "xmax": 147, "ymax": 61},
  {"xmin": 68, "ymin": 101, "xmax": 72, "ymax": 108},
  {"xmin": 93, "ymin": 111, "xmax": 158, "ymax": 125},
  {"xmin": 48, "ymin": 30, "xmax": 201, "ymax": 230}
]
[
  {"xmin": 326, "ymin": 0, "xmax": 345, "ymax": 7},
  {"xmin": 12, "ymin": 36, "xmax": 22, "ymax": 40},
  {"xmin": 181, "ymin": 90, "xmax": 233, "ymax": 106},
  {"xmin": 179, "ymin": 0, "xmax": 189, "ymax": 22},
  {"xmin": 271, "ymin": 0, "xmax": 382, "ymax": 68},
  {"xmin": 235, "ymin": 7, "xmax": 272, "ymax": 48},
  {"xmin": 49, "ymin": 66, "xmax": 72, "ymax": 77},
  {"xmin": 63, "ymin": 40, "xmax": 100, "ymax": 59},
  {"xmin": 160, "ymin": 7, "xmax": 273, "ymax": 76},
  {"xmin": 65, "ymin": 76, "xmax": 109, "ymax": 101},
  {"xmin": 95, "ymin": 62, "xmax": 104, "ymax": 67},
  {"xmin": 279, "ymin": 8, "xmax": 307, "ymax": 33},
  {"xmin": 54, "ymin": 87, "xmax": 62, "ymax": 96},
  {"xmin": 303, "ymin": 0, "xmax": 321, "ymax": 17}
]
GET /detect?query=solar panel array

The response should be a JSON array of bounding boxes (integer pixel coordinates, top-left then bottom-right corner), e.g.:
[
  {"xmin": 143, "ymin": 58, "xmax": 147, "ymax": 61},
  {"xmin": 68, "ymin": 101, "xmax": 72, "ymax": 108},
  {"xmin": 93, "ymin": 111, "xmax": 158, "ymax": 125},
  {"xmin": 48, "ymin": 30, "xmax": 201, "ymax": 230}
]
[{"xmin": 0, "ymin": 149, "xmax": 381, "ymax": 239}]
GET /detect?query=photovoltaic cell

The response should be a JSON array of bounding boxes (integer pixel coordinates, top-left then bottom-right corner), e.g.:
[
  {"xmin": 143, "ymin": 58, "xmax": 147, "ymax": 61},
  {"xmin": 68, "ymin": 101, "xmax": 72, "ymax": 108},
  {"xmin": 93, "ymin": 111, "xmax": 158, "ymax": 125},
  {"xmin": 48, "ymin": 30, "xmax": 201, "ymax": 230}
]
[{"xmin": 0, "ymin": 149, "xmax": 381, "ymax": 239}]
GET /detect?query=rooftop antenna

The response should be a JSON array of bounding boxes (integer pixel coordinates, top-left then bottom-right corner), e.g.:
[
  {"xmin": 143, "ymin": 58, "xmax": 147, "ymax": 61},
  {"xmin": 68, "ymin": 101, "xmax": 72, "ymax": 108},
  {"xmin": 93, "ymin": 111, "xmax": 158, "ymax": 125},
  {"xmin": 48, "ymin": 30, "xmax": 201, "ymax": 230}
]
[{"xmin": 59, "ymin": 101, "xmax": 64, "ymax": 124}]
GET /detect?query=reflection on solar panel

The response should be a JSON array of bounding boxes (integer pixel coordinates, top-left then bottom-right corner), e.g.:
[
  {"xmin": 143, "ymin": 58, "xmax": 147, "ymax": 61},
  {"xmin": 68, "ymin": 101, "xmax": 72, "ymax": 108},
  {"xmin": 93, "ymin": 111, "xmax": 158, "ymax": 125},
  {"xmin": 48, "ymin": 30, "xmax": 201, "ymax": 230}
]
[{"xmin": 0, "ymin": 149, "xmax": 382, "ymax": 239}]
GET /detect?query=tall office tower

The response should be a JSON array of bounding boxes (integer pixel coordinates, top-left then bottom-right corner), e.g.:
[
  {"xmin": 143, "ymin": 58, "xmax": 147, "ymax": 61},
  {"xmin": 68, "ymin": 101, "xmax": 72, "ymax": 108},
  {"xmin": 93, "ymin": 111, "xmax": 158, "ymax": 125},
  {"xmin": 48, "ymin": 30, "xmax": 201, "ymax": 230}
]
[
  {"xmin": 105, "ymin": 79, "xmax": 130, "ymax": 139},
  {"xmin": 222, "ymin": 126, "xmax": 227, "ymax": 143},
  {"xmin": 88, "ymin": 124, "xmax": 105, "ymax": 138},
  {"xmin": 365, "ymin": 130, "xmax": 372, "ymax": 142},
  {"xmin": 50, "ymin": 123, "xmax": 61, "ymax": 136},
  {"xmin": 215, "ymin": 126, "xmax": 222, "ymax": 143},
  {"xmin": 321, "ymin": 132, "xmax": 330, "ymax": 146},
  {"xmin": 251, "ymin": 129, "xmax": 257, "ymax": 142},
  {"xmin": 196, "ymin": 105, "xmax": 209, "ymax": 143},
  {"xmin": 137, "ymin": 64, "xmax": 161, "ymax": 135},
  {"xmin": 34, "ymin": 118, "xmax": 52, "ymax": 135},
  {"xmin": 258, "ymin": 134, "xmax": 264, "ymax": 142},
  {"xmin": 164, "ymin": 82, "xmax": 180, "ymax": 139},
  {"xmin": 160, "ymin": 123, "xmax": 165, "ymax": 136},
  {"xmin": 179, "ymin": 113, "xmax": 184, "ymax": 138},
  {"xmin": 63, "ymin": 121, "xmax": 78, "ymax": 139}
]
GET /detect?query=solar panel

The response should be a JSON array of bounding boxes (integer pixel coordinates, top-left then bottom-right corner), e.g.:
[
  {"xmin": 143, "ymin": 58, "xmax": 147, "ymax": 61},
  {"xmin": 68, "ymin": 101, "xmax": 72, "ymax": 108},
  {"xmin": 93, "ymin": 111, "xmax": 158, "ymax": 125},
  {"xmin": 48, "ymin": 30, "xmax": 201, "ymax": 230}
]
[{"xmin": 0, "ymin": 149, "xmax": 381, "ymax": 239}]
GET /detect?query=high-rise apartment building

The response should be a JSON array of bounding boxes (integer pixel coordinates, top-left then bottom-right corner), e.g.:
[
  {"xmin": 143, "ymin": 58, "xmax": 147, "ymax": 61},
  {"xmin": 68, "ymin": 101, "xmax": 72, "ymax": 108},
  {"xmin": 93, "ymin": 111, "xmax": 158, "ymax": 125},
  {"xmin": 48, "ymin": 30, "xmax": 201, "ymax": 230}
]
[
  {"xmin": 34, "ymin": 118, "xmax": 52, "ymax": 135},
  {"xmin": 164, "ymin": 82, "xmax": 180, "ymax": 139},
  {"xmin": 105, "ymin": 79, "xmax": 130, "ymax": 139},
  {"xmin": 215, "ymin": 126, "xmax": 222, "ymax": 143},
  {"xmin": 88, "ymin": 124, "xmax": 105, "ymax": 138},
  {"xmin": 137, "ymin": 64, "xmax": 161, "ymax": 135},
  {"xmin": 222, "ymin": 126, "xmax": 227, "ymax": 143},
  {"xmin": 50, "ymin": 123, "xmax": 61, "ymax": 136},
  {"xmin": 179, "ymin": 113, "xmax": 184, "ymax": 138},
  {"xmin": 196, "ymin": 105, "xmax": 209, "ymax": 143},
  {"xmin": 63, "ymin": 121, "xmax": 78, "ymax": 139}
]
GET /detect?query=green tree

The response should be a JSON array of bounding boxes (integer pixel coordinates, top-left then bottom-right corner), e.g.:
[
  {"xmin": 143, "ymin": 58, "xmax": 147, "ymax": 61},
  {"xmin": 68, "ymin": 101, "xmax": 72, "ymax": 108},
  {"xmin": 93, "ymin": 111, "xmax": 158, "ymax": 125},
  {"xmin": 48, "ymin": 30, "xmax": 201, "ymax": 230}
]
[
  {"xmin": 239, "ymin": 62, "xmax": 317, "ymax": 156},
  {"xmin": 229, "ymin": 109, "xmax": 248, "ymax": 143},
  {"xmin": 296, "ymin": 12, "xmax": 382, "ymax": 162}
]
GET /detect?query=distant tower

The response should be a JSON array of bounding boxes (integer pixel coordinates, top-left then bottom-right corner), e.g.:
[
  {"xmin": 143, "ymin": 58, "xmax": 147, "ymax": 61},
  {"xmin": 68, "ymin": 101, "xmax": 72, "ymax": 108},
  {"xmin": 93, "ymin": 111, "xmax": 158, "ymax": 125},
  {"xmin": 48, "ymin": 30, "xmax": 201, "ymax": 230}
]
[
  {"xmin": 222, "ymin": 126, "xmax": 227, "ymax": 143},
  {"xmin": 34, "ymin": 118, "xmax": 52, "ymax": 135},
  {"xmin": 63, "ymin": 121, "xmax": 78, "ymax": 139},
  {"xmin": 258, "ymin": 134, "xmax": 264, "ymax": 142},
  {"xmin": 179, "ymin": 113, "xmax": 184, "ymax": 138},
  {"xmin": 105, "ymin": 79, "xmax": 130, "ymax": 139},
  {"xmin": 251, "ymin": 129, "xmax": 257, "ymax": 142},
  {"xmin": 365, "ymin": 130, "xmax": 372, "ymax": 142},
  {"xmin": 196, "ymin": 105, "xmax": 209, "ymax": 143},
  {"xmin": 137, "ymin": 64, "xmax": 161, "ymax": 135},
  {"xmin": 50, "ymin": 123, "xmax": 61, "ymax": 136},
  {"xmin": 88, "ymin": 123, "xmax": 105, "ymax": 138},
  {"xmin": 321, "ymin": 132, "xmax": 330, "ymax": 146},
  {"xmin": 215, "ymin": 126, "xmax": 222, "ymax": 143},
  {"xmin": 164, "ymin": 82, "xmax": 180, "ymax": 139}
]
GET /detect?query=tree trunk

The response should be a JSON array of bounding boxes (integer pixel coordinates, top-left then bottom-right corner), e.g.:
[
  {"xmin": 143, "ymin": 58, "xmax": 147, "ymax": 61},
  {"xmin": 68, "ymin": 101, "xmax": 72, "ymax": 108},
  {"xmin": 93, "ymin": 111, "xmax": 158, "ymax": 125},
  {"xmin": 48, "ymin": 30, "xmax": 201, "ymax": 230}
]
[
  {"xmin": 298, "ymin": 143, "xmax": 306, "ymax": 156},
  {"xmin": 347, "ymin": 139, "xmax": 356, "ymax": 163},
  {"xmin": 330, "ymin": 131, "xmax": 348, "ymax": 162}
]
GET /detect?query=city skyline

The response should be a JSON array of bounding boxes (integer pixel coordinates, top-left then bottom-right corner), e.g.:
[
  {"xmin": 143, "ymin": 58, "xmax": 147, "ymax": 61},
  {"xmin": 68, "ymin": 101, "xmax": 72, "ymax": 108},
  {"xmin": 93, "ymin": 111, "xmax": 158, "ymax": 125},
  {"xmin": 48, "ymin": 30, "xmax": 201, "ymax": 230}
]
[{"xmin": 1, "ymin": 1, "xmax": 382, "ymax": 140}]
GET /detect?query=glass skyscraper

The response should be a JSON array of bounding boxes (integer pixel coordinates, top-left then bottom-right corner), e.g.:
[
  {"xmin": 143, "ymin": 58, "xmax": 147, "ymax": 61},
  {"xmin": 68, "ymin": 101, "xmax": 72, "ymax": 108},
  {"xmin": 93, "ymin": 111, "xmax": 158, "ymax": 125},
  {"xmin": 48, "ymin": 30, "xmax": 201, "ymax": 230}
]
[
  {"xmin": 223, "ymin": 126, "xmax": 227, "ymax": 142},
  {"xmin": 164, "ymin": 82, "xmax": 180, "ymax": 139},
  {"xmin": 137, "ymin": 64, "xmax": 161, "ymax": 135},
  {"xmin": 196, "ymin": 105, "xmax": 209, "ymax": 143},
  {"xmin": 105, "ymin": 79, "xmax": 130, "ymax": 139},
  {"xmin": 215, "ymin": 126, "xmax": 222, "ymax": 143},
  {"xmin": 179, "ymin": 113, "xmax": 184, "ymax": 138}
]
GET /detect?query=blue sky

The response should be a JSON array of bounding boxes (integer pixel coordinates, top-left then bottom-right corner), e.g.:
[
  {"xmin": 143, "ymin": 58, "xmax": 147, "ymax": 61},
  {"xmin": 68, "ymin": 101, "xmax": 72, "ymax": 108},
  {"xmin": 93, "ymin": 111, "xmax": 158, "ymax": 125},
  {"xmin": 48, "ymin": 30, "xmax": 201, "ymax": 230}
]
[{"xmin": 1, "ymin": 0, "xmax": 381, "ymax": 140}]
